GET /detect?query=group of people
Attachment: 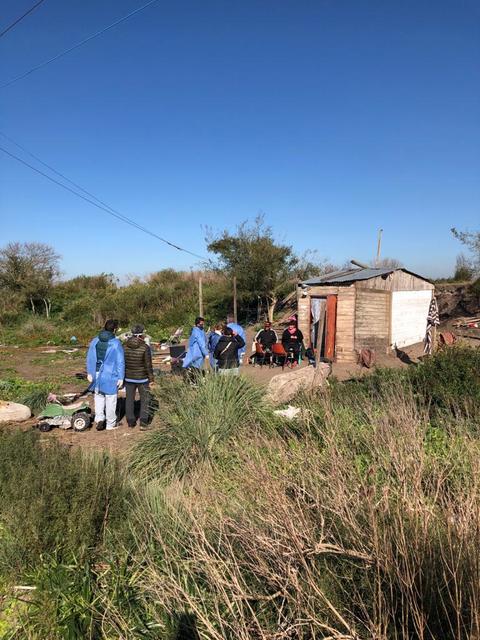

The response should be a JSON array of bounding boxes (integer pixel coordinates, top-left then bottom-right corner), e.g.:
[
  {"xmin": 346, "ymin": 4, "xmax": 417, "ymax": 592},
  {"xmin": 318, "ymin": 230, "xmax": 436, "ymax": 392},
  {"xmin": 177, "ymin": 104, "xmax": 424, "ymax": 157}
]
[
  {"xmin": 253, "ymin": 318, "xmax": 304, "ymax": 365},
  {"xmin": 182, "ymin": 315, "xmax": 305, "ymax": 373},
  {"xmin": 85, "ymin": 315, "xmax": 305, "ymax": 432},
  {"xmin": 182, "ymin": 314, "xmax": 247, "ymax": 374},
  {"xmin": 86, "ymin": 320, "xmax": 154, "ymax": 432}
]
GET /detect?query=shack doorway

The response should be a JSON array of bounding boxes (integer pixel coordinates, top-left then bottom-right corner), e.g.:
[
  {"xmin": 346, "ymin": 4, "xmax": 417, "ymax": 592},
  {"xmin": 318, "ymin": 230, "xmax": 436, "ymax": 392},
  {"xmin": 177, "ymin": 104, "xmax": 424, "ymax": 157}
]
[{"xmin": 311, "ymin": 294, "xmax": 337, "ymax": 359}]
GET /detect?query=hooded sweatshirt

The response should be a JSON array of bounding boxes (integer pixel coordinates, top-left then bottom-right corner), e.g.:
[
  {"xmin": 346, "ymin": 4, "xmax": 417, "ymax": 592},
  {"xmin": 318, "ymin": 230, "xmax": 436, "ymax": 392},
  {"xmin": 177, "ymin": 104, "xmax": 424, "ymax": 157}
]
[
  {"xmin": 124, "ymin": 336, "xmax": 154, "ymax": 383},
  {"xmin": 95, "ymin": 330, "xmax": 115, "ymax": 370}
]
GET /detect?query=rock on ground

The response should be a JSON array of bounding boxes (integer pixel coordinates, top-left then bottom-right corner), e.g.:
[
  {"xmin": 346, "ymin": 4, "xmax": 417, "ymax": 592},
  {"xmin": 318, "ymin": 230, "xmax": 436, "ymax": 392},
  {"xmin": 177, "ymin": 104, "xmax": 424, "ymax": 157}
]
[
  {"xmin": 0, "ymin": 401, "xmax": 31, "ymax": 423},
  {"xmin": 266, "ymin": 363, "xmax": 331, "ymax": 405}
]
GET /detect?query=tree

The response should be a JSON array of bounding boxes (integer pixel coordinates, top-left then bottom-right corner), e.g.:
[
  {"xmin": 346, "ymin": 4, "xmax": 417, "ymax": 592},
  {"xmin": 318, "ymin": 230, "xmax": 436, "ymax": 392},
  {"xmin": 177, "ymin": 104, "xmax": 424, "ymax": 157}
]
[
  {"xmin": 207, "ymin": 216, "xmax": 298, "ymax": 322},
  {"xmin": 0, "ymin": 242, "xmax": 61, "ymax": 316},
  {"xmin": 371, "ymin": 257, "xmax": 404, "ymax": 269},
  {"xmin": 451, "ymin": 228, "xmax": 480, "ymax": 274},
  {"xmin": 454, "ymin": 254, "xmax": 474, "ymax": 282}
]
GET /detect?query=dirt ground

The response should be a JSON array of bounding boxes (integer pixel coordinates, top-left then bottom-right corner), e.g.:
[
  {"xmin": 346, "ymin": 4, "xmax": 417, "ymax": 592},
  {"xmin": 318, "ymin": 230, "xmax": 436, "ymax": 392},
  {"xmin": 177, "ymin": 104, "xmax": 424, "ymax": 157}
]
[{"xmin": 1, "ymin": 322, "xmax": 478, "ymax": 454}]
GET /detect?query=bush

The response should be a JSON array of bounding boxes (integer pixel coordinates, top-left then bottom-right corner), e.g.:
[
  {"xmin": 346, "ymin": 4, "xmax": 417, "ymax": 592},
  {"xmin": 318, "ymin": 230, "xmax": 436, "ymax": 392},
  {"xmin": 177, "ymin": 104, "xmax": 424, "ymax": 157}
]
[
  {"xmin": 129, "ymin": 373, "xmax": 275, "ymax": 482},
  {"xmin": 408, "ymin": 345, "xmax": 480, "ymax": 418}
]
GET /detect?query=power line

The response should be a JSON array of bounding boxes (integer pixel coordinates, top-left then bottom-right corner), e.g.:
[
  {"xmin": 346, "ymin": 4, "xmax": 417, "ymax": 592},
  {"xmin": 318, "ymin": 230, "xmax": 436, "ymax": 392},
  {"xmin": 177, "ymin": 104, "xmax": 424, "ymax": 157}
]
[
  {"xmin": 1, "ymin": 0, "xmax": 160, "ymax": 89},
  {"xmin": 0, "ymin": 0, "xmax": 46, "ymax": 39},
  {"xmin": 0, "ymin": 143, "xmax": 206, "ymax": 261},
  {"xmin": 0, "ymin": 130, "xmax": 122, "ymax": 210}
]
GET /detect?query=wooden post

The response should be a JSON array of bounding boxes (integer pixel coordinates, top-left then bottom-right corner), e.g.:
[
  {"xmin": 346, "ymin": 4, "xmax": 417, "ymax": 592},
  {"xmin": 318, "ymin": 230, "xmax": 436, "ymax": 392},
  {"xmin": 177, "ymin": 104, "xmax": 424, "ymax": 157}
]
[
  {"xmin": 233, "ymin": 275, "xmax": 238, "ymax": 323},
  {"xmin": 198, "ymin": 276, "xmax": 203, "ymax": 317}
]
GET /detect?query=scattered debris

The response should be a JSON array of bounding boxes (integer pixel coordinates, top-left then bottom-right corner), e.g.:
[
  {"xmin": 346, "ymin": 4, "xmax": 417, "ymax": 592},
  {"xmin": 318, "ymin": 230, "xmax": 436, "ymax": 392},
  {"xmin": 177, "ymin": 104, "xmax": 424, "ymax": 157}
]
[
  {"xmin": 439, "ymin": 331, "xmax": 457, "ymax": 346},
  {"xmin": 358, "ymin": 348, "xmax": 376, "ymax": 368},
  {"xmin": 274, "ymin": 405, "xmax": 302, "ymax": 420},
  {"xmin": 0, "ymin": 401, "xmax": 31, "ymax": 423},
  {"xmin": 452, "ymin": 316, "xmax": 480, "ymax": 328},
  {"xmin": 41, "ymin": 349, "xmax": 57, "ymax": 354}
]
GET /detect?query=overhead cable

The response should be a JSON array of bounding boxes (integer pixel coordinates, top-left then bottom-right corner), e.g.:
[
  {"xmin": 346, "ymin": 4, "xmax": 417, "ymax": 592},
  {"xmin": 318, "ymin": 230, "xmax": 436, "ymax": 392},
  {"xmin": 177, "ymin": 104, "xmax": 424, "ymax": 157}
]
[
  {"xmin": 0, "ymin": 0, "xmax": 46, "ymax": 39},
  {"xmin": 1, "ymin": 0, "xmax": 160, "ymax": 89},
  {"xmin": 0, "ymin": 143, "xmax": 206, "ymax": 261}
]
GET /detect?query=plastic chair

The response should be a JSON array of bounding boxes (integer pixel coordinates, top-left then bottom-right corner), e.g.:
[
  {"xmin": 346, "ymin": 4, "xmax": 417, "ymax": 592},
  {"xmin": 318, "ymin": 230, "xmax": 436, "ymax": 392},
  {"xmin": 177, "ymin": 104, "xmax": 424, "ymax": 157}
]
[
  {"xmin": 271, "ymin": 343, "xmax": 287, "ymax": 370},
  {"xmin": 253, "ymin": 343, "xmax": 267, "ymax": 367}
]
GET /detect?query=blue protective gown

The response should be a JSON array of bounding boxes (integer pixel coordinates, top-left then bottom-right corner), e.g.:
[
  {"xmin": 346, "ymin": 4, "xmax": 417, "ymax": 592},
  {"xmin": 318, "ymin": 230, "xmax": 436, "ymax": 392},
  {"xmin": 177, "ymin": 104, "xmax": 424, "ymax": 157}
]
[
  {"xmin": 182, "ymin": 326, "xmax": 208, "ymax": 369},
  {"xmin": 87, "ymin": 335, "xmax": 125, "ymax": 395},
  {"xmin": 207, "ymin": 331, "xmax": 222, "ymax": 369}
]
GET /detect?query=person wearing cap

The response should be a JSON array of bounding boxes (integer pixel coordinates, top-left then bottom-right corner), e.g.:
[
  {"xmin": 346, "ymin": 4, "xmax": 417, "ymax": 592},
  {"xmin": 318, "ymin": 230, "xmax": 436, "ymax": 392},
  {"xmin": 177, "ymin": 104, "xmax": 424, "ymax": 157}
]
[
  {"xmin": 281, "ymin": 319, "xmax": 304, "ymax": 367},
  {"xmin": 182, "ymin": 316, "xmax": 208, "ymax": 371},
  {"xmin": 123, "ymin": 324, "xmax": 154, "ymax": 429}
]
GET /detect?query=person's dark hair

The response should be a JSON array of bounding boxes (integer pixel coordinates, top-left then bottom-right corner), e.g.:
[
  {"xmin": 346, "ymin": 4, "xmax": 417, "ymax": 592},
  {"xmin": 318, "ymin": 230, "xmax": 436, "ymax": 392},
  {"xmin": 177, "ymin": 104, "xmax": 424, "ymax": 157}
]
[
  {"xmin": 195, "ymin": 316, "xmax": 205, "ymax": 326},
  {"xmin": 288, "ymin": 319, "xmax": 296, "ymax": 326},
  {"xmin": 104, "ymin": 319, "xmax": 118, "ymax": 332},
  {"xmin": 223, "ymin": 326, "xmax": 234, "ymax": 336},
  {"xmin": 131, "ymin": 324, "xmax": 145, "ymax": 335}
]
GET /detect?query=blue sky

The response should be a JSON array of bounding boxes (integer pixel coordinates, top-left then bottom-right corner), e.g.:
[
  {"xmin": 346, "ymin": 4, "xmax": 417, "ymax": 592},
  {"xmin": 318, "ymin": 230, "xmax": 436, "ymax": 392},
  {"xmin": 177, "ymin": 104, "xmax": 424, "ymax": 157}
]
[{"xmin": 1, "ymin": 0, "xmax": 479, "ymax": 279}]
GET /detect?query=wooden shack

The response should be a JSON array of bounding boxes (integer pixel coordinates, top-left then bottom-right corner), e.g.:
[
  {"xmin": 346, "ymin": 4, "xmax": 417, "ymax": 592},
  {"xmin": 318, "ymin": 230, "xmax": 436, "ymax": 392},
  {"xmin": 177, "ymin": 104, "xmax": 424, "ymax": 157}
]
[{"xmin": 297, "ymin": 267, "xmax": 434, "ymax": 363}]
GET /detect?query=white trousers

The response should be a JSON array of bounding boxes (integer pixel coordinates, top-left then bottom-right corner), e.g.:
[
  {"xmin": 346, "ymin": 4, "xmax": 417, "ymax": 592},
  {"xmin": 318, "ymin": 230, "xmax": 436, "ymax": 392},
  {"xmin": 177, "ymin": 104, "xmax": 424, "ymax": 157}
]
[{"xmin": 94, "ymin": 391, "xmax": 117, "ymax": 429}]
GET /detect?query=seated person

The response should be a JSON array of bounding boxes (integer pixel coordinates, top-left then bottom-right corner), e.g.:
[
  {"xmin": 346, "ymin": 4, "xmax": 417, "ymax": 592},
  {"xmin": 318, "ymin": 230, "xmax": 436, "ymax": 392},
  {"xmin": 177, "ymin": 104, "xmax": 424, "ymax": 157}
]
[
  {"xmin": 253, "ymin": 322, "xmax": 278, "ymax": 363},
  {"xmin": 255, "ymin": 322, "xmax": 278, "ymax": 351},
  {"xmin": 281, "ymin": 320, "xmax": 304, "ymax": 366}
]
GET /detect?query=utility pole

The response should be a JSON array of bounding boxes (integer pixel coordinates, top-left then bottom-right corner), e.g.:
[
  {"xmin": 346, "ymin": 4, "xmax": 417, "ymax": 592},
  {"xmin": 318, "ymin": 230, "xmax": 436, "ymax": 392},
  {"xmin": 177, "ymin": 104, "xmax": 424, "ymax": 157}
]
[
  {"xmin": 233, "ymin": 275, "xmax": 238, "ymax": 323},
  {"xmin": 198, "ymin": 276, "xmax": 203, "ymax": 317},
  {"xmin": 376, "ymin": 228, "xmax": 383, "ymax": 267}
]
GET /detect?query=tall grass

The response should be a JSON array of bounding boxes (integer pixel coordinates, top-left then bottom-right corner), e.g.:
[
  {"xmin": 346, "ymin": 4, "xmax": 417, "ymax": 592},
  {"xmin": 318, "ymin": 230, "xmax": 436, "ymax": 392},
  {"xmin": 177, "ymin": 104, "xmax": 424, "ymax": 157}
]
[
  {"xmin": 0, "ymin": 429, "xmax": 130, "ymax": 575},
  {"xmin": 120, "ymin": 386, "xmax": 480, "ymax": 639},
  {"xmin": 129, "ymin": 373, "xmax": 275, "ymax": 482},
  {"xmin": 2, "ymin": 347, "xmax": 480, "ymax": 639}
]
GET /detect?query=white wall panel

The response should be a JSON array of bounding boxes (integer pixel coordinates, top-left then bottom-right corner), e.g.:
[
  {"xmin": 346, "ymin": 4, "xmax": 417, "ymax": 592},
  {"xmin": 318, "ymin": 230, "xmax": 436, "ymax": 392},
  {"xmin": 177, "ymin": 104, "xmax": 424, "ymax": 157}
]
[{"xmin": 391, "ymin": 290, "xmax": 432, "ymax": 348}]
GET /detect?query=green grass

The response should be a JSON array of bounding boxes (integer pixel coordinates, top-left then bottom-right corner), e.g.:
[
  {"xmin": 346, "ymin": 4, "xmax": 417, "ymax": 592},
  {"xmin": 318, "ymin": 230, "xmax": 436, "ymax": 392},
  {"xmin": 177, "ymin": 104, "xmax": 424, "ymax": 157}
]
[
  {"xmin": 129, "ymin": 373, "xmax": 276, "ymax": 482},
  {"xmin": 2, "ymin": 346, "xmax": 480, "ymax": 639}
]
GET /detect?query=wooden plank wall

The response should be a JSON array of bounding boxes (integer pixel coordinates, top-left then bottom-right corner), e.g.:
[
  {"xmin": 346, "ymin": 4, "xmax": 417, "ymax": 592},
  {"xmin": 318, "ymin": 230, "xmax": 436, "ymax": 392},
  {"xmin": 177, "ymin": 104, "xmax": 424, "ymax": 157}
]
[
  {"xmin": 358, "ymin": 272, "xmax": 434, "ymax": 291},
  {"xmin": 355, "ymin": 289, "xmax": 391, "ymax": 352},
  {"xmin": 335, "ymin": 286, "xmax": 356, "ymax": 362},
  {"xmin": 297, "ymin": 294, "xmax": 311, "ymax": 346}
]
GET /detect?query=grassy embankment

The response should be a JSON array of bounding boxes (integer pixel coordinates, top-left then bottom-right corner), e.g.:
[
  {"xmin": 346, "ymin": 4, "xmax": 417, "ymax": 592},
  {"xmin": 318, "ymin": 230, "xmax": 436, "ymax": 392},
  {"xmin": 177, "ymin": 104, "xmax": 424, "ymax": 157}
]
[{"xmin": 1, "ymin": 346, "xmax": 480, "ymax": 639}]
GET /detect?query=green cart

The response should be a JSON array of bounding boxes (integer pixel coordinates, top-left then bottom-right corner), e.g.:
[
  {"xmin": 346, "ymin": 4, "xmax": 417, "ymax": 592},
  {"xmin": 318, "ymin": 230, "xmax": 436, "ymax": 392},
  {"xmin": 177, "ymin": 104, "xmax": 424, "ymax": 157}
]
[{"xmin": 37, "ymin": 401, "xmax": 92, "ymax": 432}]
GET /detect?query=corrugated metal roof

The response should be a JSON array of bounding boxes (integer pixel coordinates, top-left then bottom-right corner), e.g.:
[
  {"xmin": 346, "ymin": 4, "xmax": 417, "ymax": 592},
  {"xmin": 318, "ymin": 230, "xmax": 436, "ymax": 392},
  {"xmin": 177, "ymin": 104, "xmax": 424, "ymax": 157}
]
[{"xmin": 301, "ymin": 267, "xmax": 430, "ymax": 286}]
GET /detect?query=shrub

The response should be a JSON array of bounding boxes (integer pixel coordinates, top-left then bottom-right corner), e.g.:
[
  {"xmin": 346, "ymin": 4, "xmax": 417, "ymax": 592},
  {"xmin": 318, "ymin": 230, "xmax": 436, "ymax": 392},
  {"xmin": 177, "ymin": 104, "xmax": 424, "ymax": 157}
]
[
  {"xmin": 129, "ymin": 374, "xmax": 275, "ymax": 482},
  {"xmin": 408, "ymin": 345, "xmax": 480, "ymax": 418}
]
